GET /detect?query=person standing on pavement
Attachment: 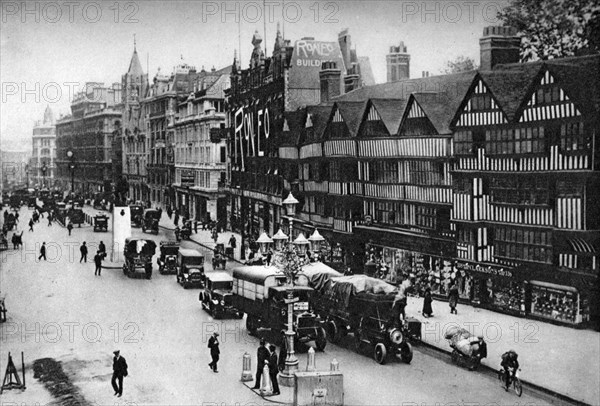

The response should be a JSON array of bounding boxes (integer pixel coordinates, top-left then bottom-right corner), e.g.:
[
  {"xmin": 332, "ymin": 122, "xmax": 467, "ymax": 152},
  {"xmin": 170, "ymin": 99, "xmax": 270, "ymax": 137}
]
[
  {"xmin": 111, "ymin": 350, "xmax": 128, "ymax": 397},
  {"xmin": 229, "ymin": 235, "xmax": 236, "ymax": 250},
  {"xmin": 208, "ymin": 332, "xmax": 220, "ymax": 372},
  {"xmin": 212, "ymin": 227, "xmax": 218, "ymax": 244},
  {"xmin": 67, "ymin": 221, "xmax": 73, "ymax": 236},
  {"xmin": 47, "ymin": 213, "xmax": 53, "ymax": 226},
  {"xmin": 94, "ymin": 251, "xmax": 103, "ymax": 276},
  {"xmin": 448, "ymin": 282, "xmax": 459, "ymax": 315},
  {"xmin": 99, "ymin": 241, "xmax": 106, "ymax": 256},
  {"xmin": 422, "ymin": 287, "xmax": 433, "ymax": 318},
  {"xmin": 252, "ymin": 338, "xmax": 270, "ymax": 389},
  {"xmin": 28, "ymin": 218, "xmax": 34, "ymax": 232},
  {"xmin": 268, "ymin": 345, "xmax": 280, "ymax": 395},
  {"xmin": 38, "ymin": 242, "xmax": 47, "ymax": 261},
  {"xmin": 80, "ymin": 242, "xmax": 88, "ymax": 263},
  {"xmin": 194, "ymin": 220, "xmax": 198, "ymax": 234}
]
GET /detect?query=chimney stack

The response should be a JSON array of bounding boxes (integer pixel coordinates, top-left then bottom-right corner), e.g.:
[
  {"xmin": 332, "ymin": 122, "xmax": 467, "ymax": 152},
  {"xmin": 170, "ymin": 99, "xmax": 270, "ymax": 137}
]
[
  {"xmin": 387, "ymin": 41, "xmax": 410, "ymax": 82},
  {"xmin": 480, "ymin": 26, "xmax": 521, "ymax": 70},
  {"xmin": 320, "ymin": 61, "xmax": 342, "ymax": 103}
]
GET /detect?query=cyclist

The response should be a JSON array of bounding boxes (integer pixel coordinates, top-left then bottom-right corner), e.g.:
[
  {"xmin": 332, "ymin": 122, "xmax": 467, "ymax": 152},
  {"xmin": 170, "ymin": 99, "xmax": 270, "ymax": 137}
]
[{"xmin": 500, "ymin": 350, "xmax": 520, "ymax": 391}]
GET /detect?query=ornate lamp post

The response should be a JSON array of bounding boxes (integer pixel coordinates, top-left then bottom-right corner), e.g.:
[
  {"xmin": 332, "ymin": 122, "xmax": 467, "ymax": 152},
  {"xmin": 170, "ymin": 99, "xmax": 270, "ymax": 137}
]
[
  {"xmin": 256, "ymin": 232, "xmax": 273, "ymax": 256},
  {"xmin": 308, "ymin": 229, "xmax": 325, "ymax": 260},
  {"xmin": 66, "ymin": 150, "xmax": 75, "ymax": 194},
  {"xmin": 41, "ymin": 163, "xmax": 47, "ymax": 189}
]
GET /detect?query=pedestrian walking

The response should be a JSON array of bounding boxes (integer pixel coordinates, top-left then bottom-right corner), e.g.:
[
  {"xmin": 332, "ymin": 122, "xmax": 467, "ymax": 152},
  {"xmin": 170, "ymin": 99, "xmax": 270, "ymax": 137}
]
[
  {"xmin": 212, "ymin": 228, "xmax": 218, "ymax": 244},
  {"xmin": 28, "ymin": 219, "xmax": 34, "ymax": 232},
  {"xmin": 174, "ymin": 212, "xmax": 179, "ymax": 227},
  {"xmin": 208, "ymin": 332, "xmax": 220, "ymax": 373},
  {"xmin": 14, "ymin": 212, "xmax": 19, "ymax": 224},
  {"xmin": 194, "ymin": 220, "xmax": 198, "ymax": 234},
  {"xmin": 47, "ymin": 213, "xmax": 53, "ymax": 226},
  {"xmin": 423, "ymin": 287, "xmax": 433, "ymax": 317},
  {"xmin": 252, "ymin": 338, "xmax": 270, "ymax": 389},
  {"xmin": 94, "ymin": 251, "xmax": 103, "ymax": 276},
  {"xmin": 111, "ymin": 350, "xmax": 128, "ymax": 397},
  {"xmin": 167, "ymin": 207, "xmax": 172, "ymax": 219},
  {"xmin": 67, "ymin": 221, "xmax": 73, "ymax": 236},
  {"xmin": 80, "ymin": 242, "xmax": 88, "ymax": 263},
  {"xmin": 268, "ymin": 345, "xmax": 280, "ymax": 395},
  {"xmin": 38, "ymin": 242, "xmax": 47, "ymax": 261},
  {"xmin": 229, "ymin": 235, "xmax": 237, "ymax": 249},
  {"xmin": 99, "ymin": 240, "xmax": 106, "ymax": 255},
  {"xmin": 448, "ymin": 282, "xmax": 459, "ymax": 315}
]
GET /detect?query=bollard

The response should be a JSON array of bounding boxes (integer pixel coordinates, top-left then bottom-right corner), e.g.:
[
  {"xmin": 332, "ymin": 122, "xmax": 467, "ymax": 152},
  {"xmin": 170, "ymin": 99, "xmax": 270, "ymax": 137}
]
[
  {"xmin": 306, "ymin": 347, "xmax": 316, "ymax": 371},
  {"xmin": 330, "ymin": 358, "xmax": 339, "ymax": 371},
  {"xmin": 241, "ymin": 352, "xmax": 253, "ymax": 382},
  {"xmin": 260, "ymin": 361, "xmax": 273, "ymax": 396}
]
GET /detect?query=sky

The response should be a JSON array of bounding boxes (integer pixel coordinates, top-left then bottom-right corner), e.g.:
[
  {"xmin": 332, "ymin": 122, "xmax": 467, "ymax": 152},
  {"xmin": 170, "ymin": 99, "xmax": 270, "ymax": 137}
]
[{"xmin": 0, "ymin": 0, "xmax": 509, "ymax": 151}]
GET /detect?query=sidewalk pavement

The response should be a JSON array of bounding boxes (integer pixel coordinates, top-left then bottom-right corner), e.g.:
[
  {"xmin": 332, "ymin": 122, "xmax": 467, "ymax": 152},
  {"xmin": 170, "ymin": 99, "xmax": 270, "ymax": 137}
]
[{"xmin": 405, "ymin": 295, "xmax": 599, "ymax": 405}]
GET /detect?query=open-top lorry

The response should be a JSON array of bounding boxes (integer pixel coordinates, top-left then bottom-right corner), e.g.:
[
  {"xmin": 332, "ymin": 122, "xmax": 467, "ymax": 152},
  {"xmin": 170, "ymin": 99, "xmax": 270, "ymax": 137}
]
[
  {"xmin": 306, "ymin": 270, "xmax": 414, "ymax": 365},
  {"xmin": 231, "ymin": 265, "xmax": 327, "ymax": 352}
]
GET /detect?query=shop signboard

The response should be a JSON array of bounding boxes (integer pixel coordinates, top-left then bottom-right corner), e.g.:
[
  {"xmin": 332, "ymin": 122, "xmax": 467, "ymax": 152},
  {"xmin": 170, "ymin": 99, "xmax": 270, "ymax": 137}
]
[{"xmin": 455, "ymin": 261, "xmax": 513, "ymax": 278}]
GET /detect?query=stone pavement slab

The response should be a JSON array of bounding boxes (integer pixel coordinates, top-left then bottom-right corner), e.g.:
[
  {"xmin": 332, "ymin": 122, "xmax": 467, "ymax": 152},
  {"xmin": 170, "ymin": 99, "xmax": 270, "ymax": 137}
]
[{"xmin": 405, "ymin": 295, "xmax": 600, "ymax": 405}]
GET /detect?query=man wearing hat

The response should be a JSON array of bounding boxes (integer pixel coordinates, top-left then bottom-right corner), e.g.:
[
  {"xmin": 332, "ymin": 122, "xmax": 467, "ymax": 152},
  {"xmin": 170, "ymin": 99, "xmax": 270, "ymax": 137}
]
[
  {"xmin": 111, "ymin": 350, "xmax": 128, "ymax": 397},
  {"xmin": 208, "ymin": 332, "xmax": 220, "ymax": 372},
  {"xmin": 251, "ymin": 338, "xmax": 270, "ymax": 389}
]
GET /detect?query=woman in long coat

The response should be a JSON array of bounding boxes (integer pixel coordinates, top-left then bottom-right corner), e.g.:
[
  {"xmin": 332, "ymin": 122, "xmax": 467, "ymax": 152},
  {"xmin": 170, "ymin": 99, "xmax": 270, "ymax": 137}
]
[{"xmin": 423, "ymin": 287, "xmax": 433, "ymax": 317}]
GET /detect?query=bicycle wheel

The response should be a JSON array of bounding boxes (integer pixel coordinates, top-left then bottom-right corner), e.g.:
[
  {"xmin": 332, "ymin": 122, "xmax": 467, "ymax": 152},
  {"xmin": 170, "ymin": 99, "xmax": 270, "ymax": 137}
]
[{"xmin": 514, "ymin": 378, "xmax": 523, "ymax": 397}]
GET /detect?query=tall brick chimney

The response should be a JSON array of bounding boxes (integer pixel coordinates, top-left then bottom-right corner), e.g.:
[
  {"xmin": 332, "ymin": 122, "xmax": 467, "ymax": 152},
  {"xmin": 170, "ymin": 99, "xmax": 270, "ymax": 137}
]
[
  {"xmin": 480, "ymin": 26, "xmax": 521, "ymax": 70},
  {"xmin": 320, "ymin": 61, "xmax": 342, "ymax": 103}
]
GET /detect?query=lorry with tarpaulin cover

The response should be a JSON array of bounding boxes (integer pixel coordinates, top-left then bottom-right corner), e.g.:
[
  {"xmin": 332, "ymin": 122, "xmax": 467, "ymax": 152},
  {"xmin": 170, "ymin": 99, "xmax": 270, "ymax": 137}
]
[
  {"xmin": 307, "ymin": 271, "xmax": 415, "ymax": 365},
  {"xmin": 231, "ymin": 265, "xmax": 327, "ymax": 352}
]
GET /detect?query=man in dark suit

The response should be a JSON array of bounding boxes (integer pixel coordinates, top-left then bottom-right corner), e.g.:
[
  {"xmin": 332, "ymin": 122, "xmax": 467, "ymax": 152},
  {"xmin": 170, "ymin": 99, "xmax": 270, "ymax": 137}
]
[
  {"xmin": 268, "ymin": 344, "xmax": 280, "ymax": 395},
  {"xmin": 208, "ymin": 332, "xmax": 220, "ymax": 372},
  {"xmin": 94, "ymin": 251, "xmax": 103, "ymax": 276},
  {"xmin": 111, "ymin": 350, "xmax": 128, "ymax": 397},
  {"xmin": 251, "ymin": 338, "xmax": 270, "ymax": 389}
]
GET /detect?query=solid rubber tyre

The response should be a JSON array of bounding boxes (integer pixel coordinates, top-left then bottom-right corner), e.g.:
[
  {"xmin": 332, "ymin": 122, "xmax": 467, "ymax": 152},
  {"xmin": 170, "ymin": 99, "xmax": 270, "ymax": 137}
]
[
  {"xmin": 400, "ymin": 342, "xmax": 413, "ymax": 364},
  {"xmin": 315, "ymin": 327, "xmax": 327, "ymax": 351},
  {"xmin": 374, "ymin": 343, "xmax": 387, "ymax": 365}
]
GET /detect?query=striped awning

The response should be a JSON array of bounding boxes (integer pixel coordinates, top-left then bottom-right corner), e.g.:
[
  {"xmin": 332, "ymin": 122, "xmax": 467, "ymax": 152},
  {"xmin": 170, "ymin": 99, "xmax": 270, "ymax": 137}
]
[{"xmin": 567, "ymin": 238, "xmax": 597, "ymax": 253}]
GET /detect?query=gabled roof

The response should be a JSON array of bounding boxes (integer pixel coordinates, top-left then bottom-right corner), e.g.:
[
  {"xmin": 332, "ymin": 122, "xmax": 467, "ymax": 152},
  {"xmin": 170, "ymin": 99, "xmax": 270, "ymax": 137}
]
[
  {"xmin": 334, "ymin": 71, "xmax": 476, "ymax": 102},
  {"xmin": 305, "ymin": 104, "xmax": 333, "ymax": 141},
  {"xmin": 411, "ymin": 93, "xmax": 459, "ymax": 135},
  {"xmin": 369, "ymin": 98, "xmax": 407, "ymax": 135},
  {"xmin": 335, "ymin": 101, "xmax": 367, "ymax": 137},
  {"xmin": 280, "ymin": 110, "xmax": 305, "ymax": 146},
  {"xmin": 478, "ymin": 64, "xmax": 542, "ymax": 121}
]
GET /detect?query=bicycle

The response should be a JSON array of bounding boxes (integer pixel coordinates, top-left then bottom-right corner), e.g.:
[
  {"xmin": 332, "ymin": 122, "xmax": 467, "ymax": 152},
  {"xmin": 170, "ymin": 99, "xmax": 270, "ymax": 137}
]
[{"xmin": 498, "ymin": 367, "xmax": 523, "ymax": 397}]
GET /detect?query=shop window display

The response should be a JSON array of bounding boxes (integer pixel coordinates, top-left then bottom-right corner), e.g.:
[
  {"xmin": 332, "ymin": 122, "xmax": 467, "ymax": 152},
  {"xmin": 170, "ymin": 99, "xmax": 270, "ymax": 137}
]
[
  {"xmin": 530, "ymin": 283, "xmax": 583, "ymax": 323},
  {"xmin": 478, "ymin": 279, "xmax": 525, "ymax": 312}
]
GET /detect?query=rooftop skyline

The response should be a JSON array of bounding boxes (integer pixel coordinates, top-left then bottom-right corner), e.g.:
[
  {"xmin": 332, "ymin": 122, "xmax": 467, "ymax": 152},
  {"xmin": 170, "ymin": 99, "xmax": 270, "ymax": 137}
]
[{"xmin": 1, "ymin": 0, "xmax": 509, "ymax": 150}]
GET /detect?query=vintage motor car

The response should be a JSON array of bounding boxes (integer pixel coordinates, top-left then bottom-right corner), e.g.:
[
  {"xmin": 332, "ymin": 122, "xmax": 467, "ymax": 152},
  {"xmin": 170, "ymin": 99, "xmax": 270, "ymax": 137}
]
[
  {"xmin": 176, "ymin": 248, "xmax": 205, "ymax": 289},
  {"xmin": 123, "ymin": 238, "xmax": 157, "ymax": 279},
  {"xmin": 130, "ymin": 204, "xmax": 144, "ymax": 227},
  {"xmin": 93, "ymin": 214, "xmax": 109, "ymax": 232},
  {"xmin": 199, "ymin": 271, "xmax": 243, "ymax": 319},
  {"xmin": 157, "ymin": 241, "xmax": 180, "ymax": 274},
  {"xmin": 68, "ymin": 208, "xmax": 85, "ymax": 226},
  {"xmin": 232, "ymin": 265, "xmax": 327, "ymax": 351},
  {"xmin": 141, "ymin": 209, "xmax": 160, "ymax": 234}
]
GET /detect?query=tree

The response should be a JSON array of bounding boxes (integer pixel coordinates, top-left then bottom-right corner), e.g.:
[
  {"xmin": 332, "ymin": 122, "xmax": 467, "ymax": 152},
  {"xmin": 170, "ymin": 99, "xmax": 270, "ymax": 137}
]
[
  {"xmin": 441, "ymin": 56, "xmax": 478, "ymax": 74},
  {"xmin": 498, "ymin": 0, "xmax": 600, "ymax": 61}
]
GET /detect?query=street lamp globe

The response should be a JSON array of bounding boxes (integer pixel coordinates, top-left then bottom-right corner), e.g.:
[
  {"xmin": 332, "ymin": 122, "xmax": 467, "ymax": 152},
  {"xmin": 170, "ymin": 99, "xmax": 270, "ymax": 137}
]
[
  {"xmin": 308, "ymin": 229, "xmax": 325, "ymax": 252},
  {"xmin": 293, "ymin": 233, "xmax": 310, "ymax": 256},
  {"xmin": 282, "ymin": 192, "xmax": 299, "ymax": 217},
  {"xmin": 256, "ymin": 232, "xmax": 274, "ymax": 255},
  {"xmin": 272, "ymin": 229, "xmax": 289, "ymax": 251},
  {"xmin": 66, "ymin": 150, "xmax": 73, "ymax": 159}
]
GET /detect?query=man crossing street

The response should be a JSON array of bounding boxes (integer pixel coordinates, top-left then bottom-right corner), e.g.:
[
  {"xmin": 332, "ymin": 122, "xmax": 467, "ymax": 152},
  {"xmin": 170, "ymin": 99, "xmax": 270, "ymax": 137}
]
[{"xmin": 80, "ymin": 242, "xmax": 88, "ymax": 263}]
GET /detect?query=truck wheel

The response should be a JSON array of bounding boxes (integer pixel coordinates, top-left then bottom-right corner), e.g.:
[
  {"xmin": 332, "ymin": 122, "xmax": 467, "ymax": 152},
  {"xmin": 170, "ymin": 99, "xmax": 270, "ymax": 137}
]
[
  {"xmin": 374, "ymin": 343, "xmax": 387, "ymax": 365},
  {"xmin": 316, "ymin": 327, "xmax": 327, "ymax": 351},
  {"xmin": 400, "ymin": 342, "xmax": 413, "ymax": 364},
  {"xmin": 326, "ymin": 321, "xmax": 341, "ymax": 343}
]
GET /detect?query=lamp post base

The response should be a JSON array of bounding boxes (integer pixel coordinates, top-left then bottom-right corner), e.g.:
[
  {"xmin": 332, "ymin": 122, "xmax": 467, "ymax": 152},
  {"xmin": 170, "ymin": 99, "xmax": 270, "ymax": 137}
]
[{"xmin": 279, "ymin": 330, "xmax": 299, "ymax": 387}]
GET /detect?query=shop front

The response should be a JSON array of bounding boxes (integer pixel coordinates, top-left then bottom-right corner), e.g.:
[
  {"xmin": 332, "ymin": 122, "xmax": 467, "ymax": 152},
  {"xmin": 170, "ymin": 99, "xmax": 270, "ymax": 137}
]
[{"xmin": 528, "ymin": 281, "xmax": 584, "ymax": 324}]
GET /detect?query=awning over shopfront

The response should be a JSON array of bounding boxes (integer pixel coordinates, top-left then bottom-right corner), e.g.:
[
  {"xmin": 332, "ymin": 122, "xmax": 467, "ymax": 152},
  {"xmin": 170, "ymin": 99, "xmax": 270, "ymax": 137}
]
[{"xmin": 530, "ymin": 280, "xmax": 578, "ymax": 293}]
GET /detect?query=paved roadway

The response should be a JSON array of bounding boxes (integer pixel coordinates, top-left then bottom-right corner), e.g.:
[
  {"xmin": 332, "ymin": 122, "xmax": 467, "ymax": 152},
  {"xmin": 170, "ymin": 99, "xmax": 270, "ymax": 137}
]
[{"xmin": 1, "ymin": 206, "xmax": 565, "ymax": 405}]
